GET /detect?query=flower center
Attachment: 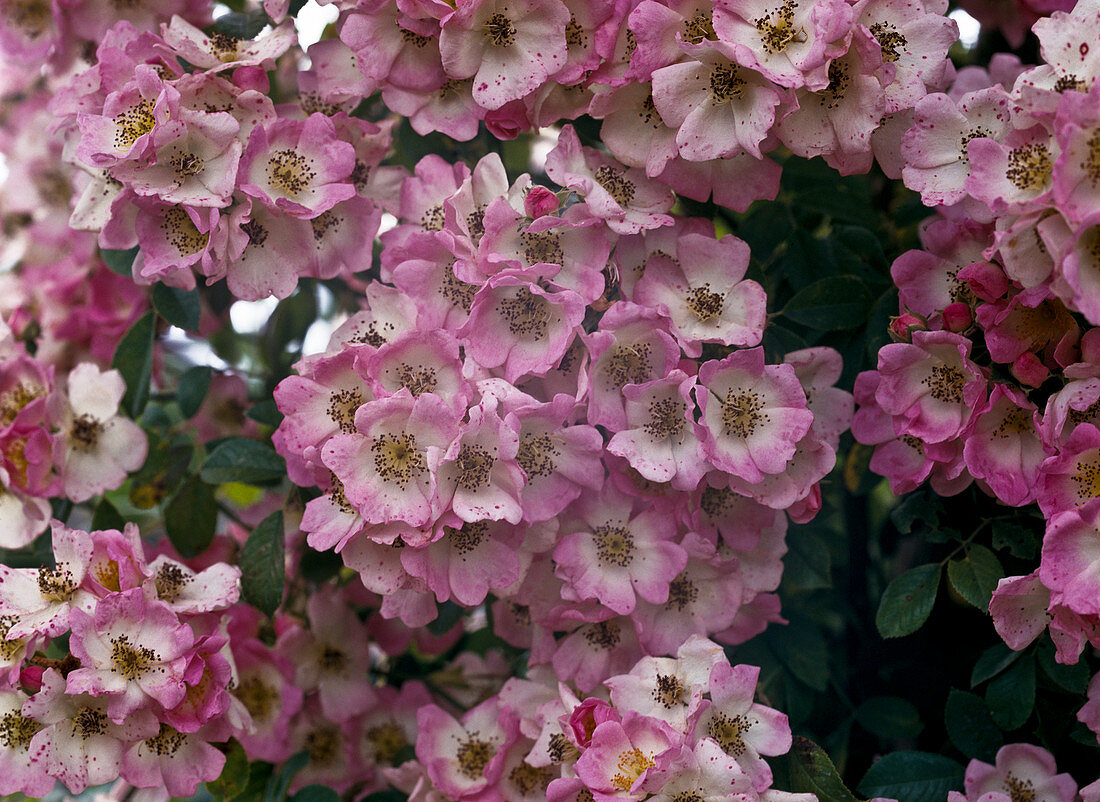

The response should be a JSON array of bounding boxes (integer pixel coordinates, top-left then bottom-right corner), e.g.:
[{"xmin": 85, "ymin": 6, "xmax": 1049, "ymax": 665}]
[
  {"xmin": 959, "ymin": 127, "xmax": 994, "ymax": 162},
  {"xmin": 170, "ymin": 150, "xmax": 204, "ymax": 178},
  {"xmin": 305, "ymin": 724, "xmax": 341, "ymax": 764},
  {"xmin": 0, "ymin": 710, "xmax": 40, "ymax": 750},
  {"xmin": 604, "ymin": 343, "xmax": 652, "ymax": 388},
  {"xmin": 456, "ymin": 732, "xmax": 496, "ymax": 778},
  {"xmin": 441, "ymin": 266, "xmax": 477, "ymax": 311},
  {"xmin": 421, "ymin": 203, "xmax": 445, "ymax": 230},
  {"xmin": 682, "ymin": 9, "xmax": 715, "ymax": 44},
  {"xmin": 37, "ymin": 565, "xmax": 77, "ymax": 602},
  {"xmin": 700, "ymin": 485, "xmax": 735, "ymax": 519},
  {"xmin": 0, "ymin": 616, "xmax": 25, "ymax": 660},
  {"xmin": 823, "ymin": 59, "xmax": 850, "ymax": 107},
  {"xmin": 0, "ymin": 381, "xmax": 43, "ymax": 425},
  {"xmin": 395, "ymin": 364, "xmax": 438, "ymax": 396},
  {"xmin": 111, "ymin": 634, "xmax": 159, "ymax": 680},
  {"xmin": 644, "ymin": 397, "xmax": 685, "ymax": 439},
  {"xmin": 400, "ymin": 27, "xmax": 431, "ymax": 47},
  {"xmin": 1054, "ymin": 74, "xmax": 1085, "ymax": 92},
  {"xmin": 652, "ymin": 673, "xmax": 686, "ymax": 708},
  {"xmin": 583, "ymin": 620, "xmax": 621, "ymax": 649},
  {"xmin": 242, "ymin": 219, "xmax": 269, "ymax": 249},
  {"xmin": 484, "ymin": 11, "xmax": 516, "ymax": 47},
  {"xmin": 328, "ymin": 388, "xmax": 363, "ymax": 434},
  {"xmin": 72, "ymin": 705, "xmax": 109, "ymax": 739},
  {"xmin": 3, "ymin": 0, "xmax": 50, "ymax": 35},
  {"xmin": 993, "ymin": 407, "xmax": 1033, "ymax": 438},
  {"xmin": 318, "ymin": 645, "xmax": 348, "ymax": 673},
  {"xmin": 146, "ymin": 723, "xmax": 186, "ymax": 755},
  {"xmin": 686, "ymin": 283, "xmax": 723, "ymax": 321},
  {"xmin": 707, "ymin": 711, "xmax": 751, "ymax": 756},
  {"xmin": 1083, "ymin": 130, "xmax": 1100, "ymax": 185},
  {"xmin": 666, "ymin": 573, "xmax": 699, "ymax": 611},
  {"xmin": 365, "ymin": 720, "xmax": 409, "ymax": 764},
  {"xmin": 70, "ymin": 413, "xmax": 103, "ymax": 451},
  {"xmin": 921, "ymin": 364, "xmax": 966, "ymax": 403},
  {"xmin": 520, "ymin": 230, "xmax": 564, "ymax": 265},
  {"xmin": 235, "ymin": 675, "xmax": 278, "ymax": 721},
  {"xmin": 593, "ymin": 165, "xmax": 636, "ymax": 206},
  {"xmin": 611, "ymin": 747, "xmax": 655, "ymax": 791},
  {"xmin": 455, "ymin": 443, "xmax": 494, "ymax": 491},
  {"xmin": 593, "ymin": 523, "xmax": 635, "ymax": 567},
  {"xmin": 328, "ymin": 472, "xmax": 356, "ymax": 515},
  {"xmin": 1072, "ymin": 452, "xmax": 1100, "ymax": 503},
  {"xmin": 509, "ymin": 761, "xmax": 555, "ymax": 795},
  {"xmin": 710, "ymin": 62, "xmax": 747, "ymax": 103},
  {"xmin": 499, "ymin": 288, "xmax": 551, "ymax": 339},
  {"xmin": 1004, "ymin": 773, "xmax": 1037, "ymax": 802},
  {"xmin": 267, "ymin": 149, "xmax": 316, "ymax": 196},
  {"xmin": 163, "ymin": 206, "xmax": 208, "ymax": 256},
  {"xmin": 371, "ymin": 432, "xmax": 426, "ymax": 489},
  {"xmin": 447, "ymin": 520, "xmax": 489, "ymax": 555},
  {"xmin": 755, "ymin": 0, "xmax": 802, "ymax": 53},
  {"xmin": 516, "ymin": 432, "xmax": 558, "ymax": 479},
  {"xmin": 548, "ymin": 731, "xmax": 581, "ymax": 763},
  {"xmin": 208, "ymin": 31, "xmax": 240, "ymax": 61},
  {"xmin": 113, "ymin": 100, "xmax": 156, "ymax": 150},
  {"xmin": 722, "ymin": 389, "xmax": 767, "ymax": 437},
  {"xmin": 1006, "ymin": 142, "xmax": 1053, "ymax": 191},
  {"xmin": 155, "ymin": 562, "xmax": 191, "ymax": 602},
  {"xmin": 312, "ymin": 210, "xmax": 340, "ymax": 241},
  {"xmin": 869, "ymin": 21, "xmax": 906, "ymax": 62}
]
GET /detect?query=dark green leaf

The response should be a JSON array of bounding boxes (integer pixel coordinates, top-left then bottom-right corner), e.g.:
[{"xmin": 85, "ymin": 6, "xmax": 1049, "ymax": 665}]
[
  {"xmin": 875, "ymin": 563, "xmax": 941, "ymax": 639},
  {"xmin": 289, "ymin": 787, "xmax": 340, "ymax": 802},
  {"xmin": 855, "ymin": 696, "xmax": 924, "ymax": 741},
  {"xmin": 207, "ymin": 740, "xmax": 250, "ymax": 801},
  {"xmin": 111, "ymin": 311, "xmax": 156, "ymax": 419},
  {"xmin": 101, "ymin": 247, "xmax": 139, "ymax": 276},
  {"xmin": 991, "ymin": 519, "xmax": 1038, "ymax": 560},
  {"xmin": 985, "ymin": 655, "xmax": 1035, "ymax": 731},
  {"xmin": 247, "ymin": 399, "xmax": 284, "ymax": 427},
  {"xmin": 264, "ymin": 751, "xmax": 309, "ymax": 802},
  {"xmin": 781, "ymin": 276, "xmax": 873, "ymax": 330},
  {"xmin": 179, "ymin": 365, "xmax": 213, "ymax": 418},
  {"xmin": 201, "ymin": 438, "xmax": 286, "ymax": 485},
  {"xmin": 947, "ymin": 545, "xmax": 1003, "ymax": 611},
  {"xmin": 240, "ymin": 511, "xmax": 285, "ymax": 616},
  {"xmin": 945, "ymin": 689, "xmax": 1003, "ymax": 761},
  {"xmin": 783, "ymin": 527, "xmax": 832, "ymax": 591},
  {"xmin": 165, "ymin": 475, "xmax": 218, "ymax": 558},
  {"xmin": 90, "ymin": 498, "xmax": 125, "ymax": 532},
  {"xmin": 858, "ymin": 752, "xmax": 965, "ymax": 802},
  {"xmin": 768, "ymin": 618, "xmax": 829, "ymax": 691},
  {"xmin": 970, "ymin": 642, "xmax": 1024, "ymax": 687},
  {"xmin": 359, "ymin": 792, "xmax": 408, "ymax": 802},
  {"xmin": 787, "ymin": 736, "xmax": 861, "ymax": 802},
  {"xmin": 152, "ymin": 283, "xmax": 201, "ymax": 331},
  {"xmin": 890, "ymin": 490, "xmax": 942, "ymax": 535},
  {"xmin": 1037, "ymin": 639, "xmax": 1090, "ymax": 693},
  {"xmin": 213, "ymin": 8, "xmax": 270, "ymax": 39},
  {"xmin": 428, "ymin": 600, "xmax": 465, "ymax": 635}
]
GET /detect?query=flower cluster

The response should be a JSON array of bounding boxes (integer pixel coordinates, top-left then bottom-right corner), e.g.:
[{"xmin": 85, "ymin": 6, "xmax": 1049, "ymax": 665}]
[
  {"xmin": 0, "ymin": 520, "xmax": 244, "ymax": 797},
  {"xmin": 396, "ymin": 635, "xmax": 802, "ymax": 802},
  {"xmin": 852, "ymin": 0, "xmax": 1100, "ymax": 746},
  {"xmin": 948, "ymin": 743, "xmax": 1080, "ymax": 802},
  {"xmin": 0, "ymin": 325, "xmax": 148, "ymax": 547},
  {"xmin": 272, "ymin": 146, "xmax": 853, "ymax": 700}
]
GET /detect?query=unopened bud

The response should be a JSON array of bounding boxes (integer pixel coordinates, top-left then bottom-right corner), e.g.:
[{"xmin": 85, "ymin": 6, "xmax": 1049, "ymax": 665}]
[
  {"xmin": 1011, "ymin": 352, "xmax": 1049, "ymax": 387},
  {"xmin": 524, "ymin": 186, "xmax": 559, "ymax": 219},
  {"xmin": 957, "ymin": 260, "xmax": 1009, "ymax": 302},
  {"xmin": 941, "ymin": 302, "xmax": 973, "ymax": 332},
  {"xmin": 889, "ymin": 312, "xmax": 926, "ymax": 342}
]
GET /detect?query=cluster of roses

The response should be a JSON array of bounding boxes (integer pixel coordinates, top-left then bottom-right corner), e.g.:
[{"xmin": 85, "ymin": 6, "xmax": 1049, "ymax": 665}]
[
  {"xmin": 272, "ymin": 145, "xmax": 853, "ymax": 679},
  {"xmin": 0, "ymin": 520, "xmax": 245, "ymax": 797},
  {"xmin": 852, "ymin": 0, "xmax": 1100, "ymax": 746},
  {"xmin": 395, "ymin": 635, "xmax": 799, "ymax": 802},
  {"xmin": 0, "ymin": 323, "xmax": 148, "ymax": 548},
  {"xmin": 333, "ymin": 0, "xmax": 961, "ymax": 194},
  {"xmin": 946, "ymin": 743, "xmax": 1095, "ymax": 802}
]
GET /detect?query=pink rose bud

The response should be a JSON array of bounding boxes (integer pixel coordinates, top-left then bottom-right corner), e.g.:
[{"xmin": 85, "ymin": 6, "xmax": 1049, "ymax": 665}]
[
  {"xmin": 942, "ymin": 302, "xmax": 973, "ymax": 332},
  {"xmin": 19, "ymin": 665, "xmax": 44, "ymax": 693},
  {"xmin": 1011, "ymin": 352, "xmax": 1049, "ymax": 387},
  {"xmin": 957, "ymin": 260, "xmax": 1009, "ymax": 302},
  {"xmin": 889, "ymin": 312, "xmax": 926, "ymax": 342},
  {"xmin": 525, "ymin": 186, "xmax": 559, "ymax": 219},
  {"xmin": 484, "ymin": 99, "xmax": 530, "ymax": 140},
  {"xmin": 567, "ymin": 697, "xmax": 618, "ymax": 748}
]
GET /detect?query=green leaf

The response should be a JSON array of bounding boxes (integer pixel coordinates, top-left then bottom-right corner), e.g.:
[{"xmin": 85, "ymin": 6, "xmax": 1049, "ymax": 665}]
[
  {"xmin": 945, "ymin": 689, "xmax": 1003, "ymax": 761},
  {"xmin": 970, "ymin": 642, "xmax": 1024, "ymax": 687},
  {"xmin": 152, "ymin": 283, "xmax": 201, "ymax": 331},
  {"xmin": 179, "ymin": 365, "xmax": 213, "ymax": 418},
  {"xmin": 201, "ymin": 438, "xmax": 286, "ymax": 485},
  {"xmin": 858, "ymin": 752, "xmax": 965, "ymax": 802},
  {"xmin": 428, "ymin": 600, "xmax": 464, "ymax": 635},
  {"xmin": 1036, "ymin": 639, "xmax": 1090, "ymax": 693},
  {"xmin": 265, "ymin": 751, "xmax": 309, "ymax": 802},
  {"xmin": 890, "ymin": 490, "xmax": 942, "ymax": 535},
  {"xmin": 90, "ymin": 498, "xmax": 125, "ymax": 532},
  {"xmin": 783, "ymin": 527, "xmax": 833, "ymax": 591},
  {"xmin": 855, "ymin": 696, "xmax": 924, "ymax": 741},
  {"xmin": 786, "ymin": 736, "xmax": 861, "ymax": 802},
  {"xmin": 207, "ymin": 740, "xmax": 250, "ymax": 801},
  {"xmin": 247, "ymin": 399, "xmax": 284, "ymax": 427},
  {"xmin": 768, "ymin": 617, "xmax": 829, "ymax": 691},
  {"xmin": 111, "ymin": 311, "xmax": 156, "ymax": 419},
  {"xmin": 101, "ymin": 246, "xmax": 139, "ymax": 276},
  {"xmin": 289, "ymin": 787, "xmax": 340, "ymax": 802},
  {"xmin": 985, "ymin": 655, "xmax": 1035, "ymax": 731},
  {"xmin": 213, "ymin": 8, "xmax": 270, "ymax": 38},
  {"xmin": 991, "ymin": 519, "xmax": 1038, "ymax": 559},
  {"xmin": 780, "ymin": 276, "xmax": 873, "ymax": 330},
  {"xmin": 240, "ymin": 510, "xmax": 285, "ymax": 616},
  {"xmin": 165, "ymin": 475, "xmax": 218, "ymax": 558},
  {"xmin": 875, "ymin": 563, "xmax": 941, "ymax": 639},
  {"xmin": 947, "ymin": 545, "xmax": 1003, "ymax": 610}
]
